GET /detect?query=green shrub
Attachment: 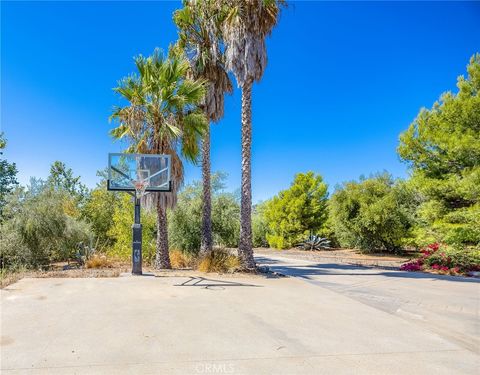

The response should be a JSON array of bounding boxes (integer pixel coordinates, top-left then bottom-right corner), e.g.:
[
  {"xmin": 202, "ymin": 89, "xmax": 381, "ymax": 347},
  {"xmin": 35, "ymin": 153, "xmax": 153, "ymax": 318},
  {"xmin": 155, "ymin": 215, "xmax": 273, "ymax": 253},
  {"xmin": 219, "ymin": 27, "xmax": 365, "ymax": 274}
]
[
  {"xmin": 168, "ymin": 185, "xmax": 202, "ymax": 254},
  {"xmin": 0, "ymin": 133, "xmax": 18, "ymax": 219},
  {"xmin": 423, "ymin": 246, "xmax": 480, "ymax": 272},
  {"xmin": 169, "ymin": 173, "xmax": 240, "ymax": 254},
  {"xmin": 81, "ymin": 188, "xmax": 119, "ymax": 250},
  {"xmin": 265, "ymin": 234, "xmax": 288, "ymax": 250},
  {"xmin": 263, "ymin": 172, "xmax": 328, "ymax": 249},
  {"xmin": 212, "ymin": 193, "xmax": 240, "ymax": 248},
  {"xmin": 401, "ymin": 243, "xmax": 480, "ymax": 274},
  {"xmin": 252, "ymin": 202, "xmax": 269, "ymax": 247},
  {"xmin": 0, "ymin": 187, "xmax": 92, "ymax": 269},
  {"xmin": 0, "ymin": 223, "xmax": 30, "ymax": 268},
  {"xmin": 330, "ymin": 174, "xmax": 417, "ymax": 252},
  {"xmin": 107, "ymin": 194, "xmax": 157, "ymax": 263}
]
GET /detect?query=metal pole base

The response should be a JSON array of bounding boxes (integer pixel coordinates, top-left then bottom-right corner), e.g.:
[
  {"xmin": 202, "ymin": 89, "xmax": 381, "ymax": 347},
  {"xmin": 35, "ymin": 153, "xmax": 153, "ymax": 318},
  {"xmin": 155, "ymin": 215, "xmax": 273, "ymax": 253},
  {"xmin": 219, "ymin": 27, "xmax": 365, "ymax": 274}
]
[{"xmin": 132, "ymin": 223, "xmax": 142, "ymax": 275}]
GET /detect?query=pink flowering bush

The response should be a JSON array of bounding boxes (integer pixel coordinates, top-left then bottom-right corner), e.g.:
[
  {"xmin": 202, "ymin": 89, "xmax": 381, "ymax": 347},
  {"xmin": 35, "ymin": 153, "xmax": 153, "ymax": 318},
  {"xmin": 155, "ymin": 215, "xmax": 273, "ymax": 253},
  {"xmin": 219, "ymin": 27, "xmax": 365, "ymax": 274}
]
[{"xmin": 400, "ymin": 243, "xmax": 480, "ymax": 275}]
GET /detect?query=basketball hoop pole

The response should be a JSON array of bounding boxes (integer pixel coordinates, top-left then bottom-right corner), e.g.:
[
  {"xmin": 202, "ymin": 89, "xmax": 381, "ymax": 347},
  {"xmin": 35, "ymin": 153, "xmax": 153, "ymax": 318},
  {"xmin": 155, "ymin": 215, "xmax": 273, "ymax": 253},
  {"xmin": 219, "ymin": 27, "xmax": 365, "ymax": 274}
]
[{"xmin": 132, "ymin": 194, "xmax": 142, "ymax": 275}]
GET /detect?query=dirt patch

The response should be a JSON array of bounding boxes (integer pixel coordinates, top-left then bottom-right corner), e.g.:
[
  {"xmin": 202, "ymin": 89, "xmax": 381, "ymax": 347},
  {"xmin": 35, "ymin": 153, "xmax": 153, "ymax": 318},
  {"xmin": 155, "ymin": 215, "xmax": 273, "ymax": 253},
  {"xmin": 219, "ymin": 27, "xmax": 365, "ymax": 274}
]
[
  {"xmin": 1, "ymin": 267, "xmax": 129, "ymax": 289},
  {"xmin": 254, "ymin": 247, "xmax": 411, "ymax": 269}
]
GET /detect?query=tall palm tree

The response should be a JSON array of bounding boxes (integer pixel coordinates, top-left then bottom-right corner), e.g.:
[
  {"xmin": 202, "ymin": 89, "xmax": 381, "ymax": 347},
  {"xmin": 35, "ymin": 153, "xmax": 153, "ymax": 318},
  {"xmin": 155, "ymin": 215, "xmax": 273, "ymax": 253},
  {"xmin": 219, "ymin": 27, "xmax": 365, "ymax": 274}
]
[
  {"xmin": 221, "ymin": 0, "xmax": 284, "ymax": 269},
  {"xmin": 111, "ymin": 49, "xmax": 207, "ymax": 269},
  {"xmin": 174, "ymin": 1, "xmax": 233, "ymax": 255}
]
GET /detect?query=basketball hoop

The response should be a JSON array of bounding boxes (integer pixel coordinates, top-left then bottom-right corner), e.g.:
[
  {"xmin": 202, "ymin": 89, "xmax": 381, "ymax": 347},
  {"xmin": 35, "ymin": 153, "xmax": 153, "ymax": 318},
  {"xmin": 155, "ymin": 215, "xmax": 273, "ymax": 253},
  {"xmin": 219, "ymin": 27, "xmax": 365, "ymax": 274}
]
[
  {"xmin": 107, "ymin": 153, "xmax": 171, "ymax": 276},
  {"xmin": 133, "ymin": 179, "xmax": 149, "ymax": 198}
]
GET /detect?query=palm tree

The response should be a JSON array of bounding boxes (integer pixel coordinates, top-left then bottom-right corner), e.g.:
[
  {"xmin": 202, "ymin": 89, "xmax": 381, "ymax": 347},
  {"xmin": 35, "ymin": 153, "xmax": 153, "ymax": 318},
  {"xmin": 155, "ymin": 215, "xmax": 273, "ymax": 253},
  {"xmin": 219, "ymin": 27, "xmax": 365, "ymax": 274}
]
[
  {"xmin": 111, "ymin": 49, "xmax": 207, "ymax": 269},
  {"xmin": 221, "ymin": 0, "xmax": 284, "ymax": 269},
  {"xmin": 174, "ymin": 1, "xmax": 232, "ymax": 255}
]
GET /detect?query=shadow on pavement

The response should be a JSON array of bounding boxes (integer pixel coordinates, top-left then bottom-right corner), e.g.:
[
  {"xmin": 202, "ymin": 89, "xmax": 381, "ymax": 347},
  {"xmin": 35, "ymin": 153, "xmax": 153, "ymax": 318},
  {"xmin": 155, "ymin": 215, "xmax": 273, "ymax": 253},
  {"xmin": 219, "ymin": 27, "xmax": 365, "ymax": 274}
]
[
  {"xmin": 174, "ymin": 276, "xmax": 262, "ymax": 288},
  {"xmin": 256, "ymin": 259, "xmax": 480, "ymax": 284}
]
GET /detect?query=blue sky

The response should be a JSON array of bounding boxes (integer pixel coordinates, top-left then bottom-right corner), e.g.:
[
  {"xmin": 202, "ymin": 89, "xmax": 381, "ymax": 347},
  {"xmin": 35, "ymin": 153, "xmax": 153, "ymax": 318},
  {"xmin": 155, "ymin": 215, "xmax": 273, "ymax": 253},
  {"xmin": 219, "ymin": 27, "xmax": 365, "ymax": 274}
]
[{"xmin": 2, "ymin": 1, "xmax": 480, "ymax": 202}]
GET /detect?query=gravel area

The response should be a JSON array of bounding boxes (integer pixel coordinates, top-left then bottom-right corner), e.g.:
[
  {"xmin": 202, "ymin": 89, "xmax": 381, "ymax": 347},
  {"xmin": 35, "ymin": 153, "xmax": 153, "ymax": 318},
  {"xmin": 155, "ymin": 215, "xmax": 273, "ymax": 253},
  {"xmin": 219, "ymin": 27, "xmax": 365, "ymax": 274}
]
[{"xmin": 254, "ymin": 247, "xmax": 411, "ymax": 269}]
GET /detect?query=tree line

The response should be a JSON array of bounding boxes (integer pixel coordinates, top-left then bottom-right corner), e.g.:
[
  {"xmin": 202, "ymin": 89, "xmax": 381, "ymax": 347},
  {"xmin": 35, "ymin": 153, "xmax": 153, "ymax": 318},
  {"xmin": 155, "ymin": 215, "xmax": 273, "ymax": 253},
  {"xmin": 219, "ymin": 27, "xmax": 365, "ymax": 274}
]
[
  {"xmin": 1, "ymin": 0, "xmax": 478, "ymax": 271},
  {"xmin": 258, "ymin": 54, "xmax": 480, "ymax": 254}
]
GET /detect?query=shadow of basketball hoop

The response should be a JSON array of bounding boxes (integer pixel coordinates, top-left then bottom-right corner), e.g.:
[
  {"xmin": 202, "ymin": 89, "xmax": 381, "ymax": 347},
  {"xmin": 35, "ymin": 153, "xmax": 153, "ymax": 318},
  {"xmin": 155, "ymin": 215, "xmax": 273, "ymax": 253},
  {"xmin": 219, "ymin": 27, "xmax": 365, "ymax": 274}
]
[{"xmin": 174, "ymin": 276, "xmax": 262, "ymax": 289}]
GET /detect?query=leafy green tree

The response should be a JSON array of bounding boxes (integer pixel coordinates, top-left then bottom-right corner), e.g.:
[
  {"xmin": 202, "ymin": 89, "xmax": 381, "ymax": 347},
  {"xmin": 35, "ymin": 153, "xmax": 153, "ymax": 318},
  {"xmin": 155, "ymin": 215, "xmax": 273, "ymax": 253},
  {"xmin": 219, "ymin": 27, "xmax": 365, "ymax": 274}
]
[
  {"xmin": 111, "ymin": 49, "xmax": 208, "ymax": 269},
  {"xmin": 169, "ymin": 172, "xmax": 240, "ymax": 253},
  {"xmin": 221, "ymin": 0, "xmax": 285, "ymax": 269},
  {"xmin": 329, "ymin": 174, "xmax": 418, "ymax": 252},
  {"xmin": 107, "ymin": 195, "xmax": 157, "ymax": 263},
  {"xmin": 0, "ymin": 133, "xmax": 18, "ymax": 218},
  {"xmin": 174, "ymin": 1, "xmax": 233, "ymax": 255},
  {"xmin": 0, "ymin": 187, "xmax": 92, "ymax": 269},
  {"xmin": 47, "ymin": 161, "xmax": 88, "ymax": 202},
  {"xmin": 398, "ymin": 54, "xmax": 480, "ymax": 247},
  {"xmin": 212, "ymin": 192, "xmax": 240, "ymax": 248},
  {"xmin": 80, "ymin": 169, "xmax": 120, "ymax": 250},
  {"xmin": 252, "ymin": 202, "xmax": 269, "ymax": 247},
  {"xmin": 263, "ymin": 172, "xmax": 328, "ymax": 249},
  {"xmin": 81, "ymin": 188, "xmax": 119, "ymax": 250}
]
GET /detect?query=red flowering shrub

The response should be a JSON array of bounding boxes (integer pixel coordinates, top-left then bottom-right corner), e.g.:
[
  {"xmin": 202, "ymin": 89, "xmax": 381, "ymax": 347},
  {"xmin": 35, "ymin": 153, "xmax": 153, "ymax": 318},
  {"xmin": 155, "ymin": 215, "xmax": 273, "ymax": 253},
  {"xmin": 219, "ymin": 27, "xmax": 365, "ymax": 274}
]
[
  {"xmin": 400, "ymin": 243, "xmax": 480, "ymax": 276},
  {"xmin": 399, "ymin": 261, "xmax": 423, "ymax": 271}
]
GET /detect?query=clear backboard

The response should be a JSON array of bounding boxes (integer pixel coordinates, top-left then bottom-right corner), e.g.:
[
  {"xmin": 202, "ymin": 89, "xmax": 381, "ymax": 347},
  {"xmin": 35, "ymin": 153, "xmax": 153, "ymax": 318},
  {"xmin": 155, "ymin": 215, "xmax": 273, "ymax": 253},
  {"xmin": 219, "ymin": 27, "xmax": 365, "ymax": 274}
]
[{"xmin": 107, "ymin": 153, "xmax": 171, "ymax": 193}]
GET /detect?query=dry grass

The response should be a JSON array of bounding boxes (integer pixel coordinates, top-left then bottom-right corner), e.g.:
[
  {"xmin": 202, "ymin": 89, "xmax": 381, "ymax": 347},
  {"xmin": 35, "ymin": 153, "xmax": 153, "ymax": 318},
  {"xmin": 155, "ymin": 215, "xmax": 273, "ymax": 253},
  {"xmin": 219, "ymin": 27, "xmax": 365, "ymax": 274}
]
[
  {"xmin": 1, "ymin": 267, "xmax": 127, "ymax": 288},
  {"xmin": 85, "ymin": 254, "xmax": 113, "ymax": 269},
  {"xmin": 1, "ymin": 255, "xmax": 127, "ymax": 288},
  {"xmin": 169, "ymin": 249, "xmax": 193, "ymax": 269},
  {"xmin": 197, "ymin": 249, "xmax": 240, "ymax": 273},
  {"xmin": 1, "ymin": 269, "xmax": 27, "ymax": 288}
]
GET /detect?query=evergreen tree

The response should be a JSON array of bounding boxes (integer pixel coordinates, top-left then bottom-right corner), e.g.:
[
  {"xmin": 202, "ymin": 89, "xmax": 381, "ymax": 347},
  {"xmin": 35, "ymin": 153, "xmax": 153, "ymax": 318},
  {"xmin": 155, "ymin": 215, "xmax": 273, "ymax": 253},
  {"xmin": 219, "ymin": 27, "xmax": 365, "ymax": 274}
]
[{"xmin": 398, "ymin": 54, "xmax": 480, "ymax": 247}]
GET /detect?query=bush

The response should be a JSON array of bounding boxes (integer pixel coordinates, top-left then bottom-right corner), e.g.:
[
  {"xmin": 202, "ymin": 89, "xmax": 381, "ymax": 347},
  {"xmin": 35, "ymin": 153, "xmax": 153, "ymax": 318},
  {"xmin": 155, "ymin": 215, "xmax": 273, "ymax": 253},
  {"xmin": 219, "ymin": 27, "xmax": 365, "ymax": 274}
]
[
  {"xmin": 197, "ymin": 249, "xmax": 240, "ymax": 273},
  {"xmin": 0, "ymin": 187, "xmax": 92, "ymax": 269},
  {"xmin": 85, "ymin": 254, "xmax": 112, "ymax": 269},
  {"xmin": 0, "ymin": 223, "xmax": 30, "ymax": 269},
  {"xmin": 212, "ymin": 193, "xmax": 240, "ymax": 248},
  {"xmin": 400, "ymin": 243, "xmax": 480, "ymax": 275},
  {"xmin": 263, "ymin": 172, "xmax": 329, "ymax": 249},
  {"xmin": 252, "ymin": 202, "xmax": 269, "ymax": 247},
  {"xmin": 330, "ymin": 174, "xmax": 417, "ymax": 252},
  {"xmin": 169, "ymin": 173, "xmax": 240, "ymax": 254},
  {"xmin": 0, "ymin": 133, "xmax": 18, "ymax": 219},
  {"xmin": 81, "ymin": 188, "xmax": 119, "ymax": 250},
  {"xmin": 107, "ymin": 194, "xmax": 157, "ymax": 263},
  {"xmin": 423, "ymin": 246, "xmax": 480, "ymax": 273},
  {"xmin": 169, "ymin": 249, "xmax": 193, "ymax": 269}
]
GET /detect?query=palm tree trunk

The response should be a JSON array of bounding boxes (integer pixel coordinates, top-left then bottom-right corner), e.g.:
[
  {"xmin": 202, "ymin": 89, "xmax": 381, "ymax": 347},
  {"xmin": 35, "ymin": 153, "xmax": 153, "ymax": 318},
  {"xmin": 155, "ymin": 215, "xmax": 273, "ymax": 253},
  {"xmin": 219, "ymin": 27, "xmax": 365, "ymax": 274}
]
[
  {"xmin": 238, "ymin": 79, "xmax": 256, "ymax": 270},
  {"xmin": 200, "ymin": 125, "xmax": 213, "ymax": 255},
  {"xmin": 155, "ymin": 198, "xmax": 171, "ymax": 269}
]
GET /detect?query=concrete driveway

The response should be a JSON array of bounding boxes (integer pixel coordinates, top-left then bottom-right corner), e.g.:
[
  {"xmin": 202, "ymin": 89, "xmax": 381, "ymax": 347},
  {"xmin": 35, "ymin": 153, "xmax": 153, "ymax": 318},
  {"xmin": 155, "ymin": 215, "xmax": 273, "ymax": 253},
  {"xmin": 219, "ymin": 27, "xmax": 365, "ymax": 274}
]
[
  {"xmin": 255, "ymin": 253, "xmax": 480, "ymax": 354},
  {"xmin": 1, "ymin": 265, "xmax": 479, "ymax": 374}
]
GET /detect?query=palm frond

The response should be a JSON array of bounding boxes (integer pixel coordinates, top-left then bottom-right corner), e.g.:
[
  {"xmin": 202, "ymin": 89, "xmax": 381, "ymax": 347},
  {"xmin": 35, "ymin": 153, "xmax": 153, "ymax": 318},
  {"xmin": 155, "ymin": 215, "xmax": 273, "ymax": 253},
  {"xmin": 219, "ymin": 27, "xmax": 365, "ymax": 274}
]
[{"xmin": 110, "ymin": 48, "xmax": 207, "ymax": 208}]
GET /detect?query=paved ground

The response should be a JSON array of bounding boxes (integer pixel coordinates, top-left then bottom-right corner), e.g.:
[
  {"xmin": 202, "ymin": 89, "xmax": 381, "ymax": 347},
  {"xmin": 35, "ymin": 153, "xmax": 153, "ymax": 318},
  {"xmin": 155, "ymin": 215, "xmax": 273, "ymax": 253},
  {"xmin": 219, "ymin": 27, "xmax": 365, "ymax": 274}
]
[
  {"xmin": 255, "ymin": 253, "xmax": 480, "ymax": 353},
  {"xmin": 1, "ymin": 258, "xmax": 479, "ymax": 375}
]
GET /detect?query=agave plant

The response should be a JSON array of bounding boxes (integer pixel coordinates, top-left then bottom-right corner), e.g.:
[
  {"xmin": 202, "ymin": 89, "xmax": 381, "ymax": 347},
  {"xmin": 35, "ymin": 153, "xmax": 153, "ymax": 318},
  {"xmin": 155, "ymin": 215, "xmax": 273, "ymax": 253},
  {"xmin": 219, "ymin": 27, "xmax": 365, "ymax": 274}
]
[{"xmin": 296, "ymin": 234, "xmax": 331, "ymax": 251}]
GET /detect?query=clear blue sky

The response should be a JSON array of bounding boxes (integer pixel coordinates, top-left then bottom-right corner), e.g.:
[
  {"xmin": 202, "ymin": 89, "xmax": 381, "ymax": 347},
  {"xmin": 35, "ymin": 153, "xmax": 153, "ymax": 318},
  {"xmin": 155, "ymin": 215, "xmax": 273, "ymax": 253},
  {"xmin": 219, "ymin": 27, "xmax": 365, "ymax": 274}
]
[{"xmin": 2, "ymin": 1, "xmax": 479, "ymax": 202}]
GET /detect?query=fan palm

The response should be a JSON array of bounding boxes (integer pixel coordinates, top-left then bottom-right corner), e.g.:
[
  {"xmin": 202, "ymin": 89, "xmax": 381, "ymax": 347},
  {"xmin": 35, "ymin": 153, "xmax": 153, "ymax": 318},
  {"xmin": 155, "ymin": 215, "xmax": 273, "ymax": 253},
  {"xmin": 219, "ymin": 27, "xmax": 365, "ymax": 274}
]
[
  {"xmin": 221, "ymin": 0, "xmax": 284, "ymax": 269},
  {"xmin": 111, "ymin": 49, "xmax": 207, "ymax": 269},
  {"xmin": 174, "ymin": 1, "xmax": 233, "ymax": 255}
]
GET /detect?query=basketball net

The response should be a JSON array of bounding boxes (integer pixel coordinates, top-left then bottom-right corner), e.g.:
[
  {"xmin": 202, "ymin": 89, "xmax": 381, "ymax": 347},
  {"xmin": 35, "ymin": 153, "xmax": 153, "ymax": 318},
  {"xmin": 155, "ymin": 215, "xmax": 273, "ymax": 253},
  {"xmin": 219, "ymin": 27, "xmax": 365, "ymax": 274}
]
[{"xmin": 133, "ymin": 179, "xmax": 149, "ymax": 198}]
